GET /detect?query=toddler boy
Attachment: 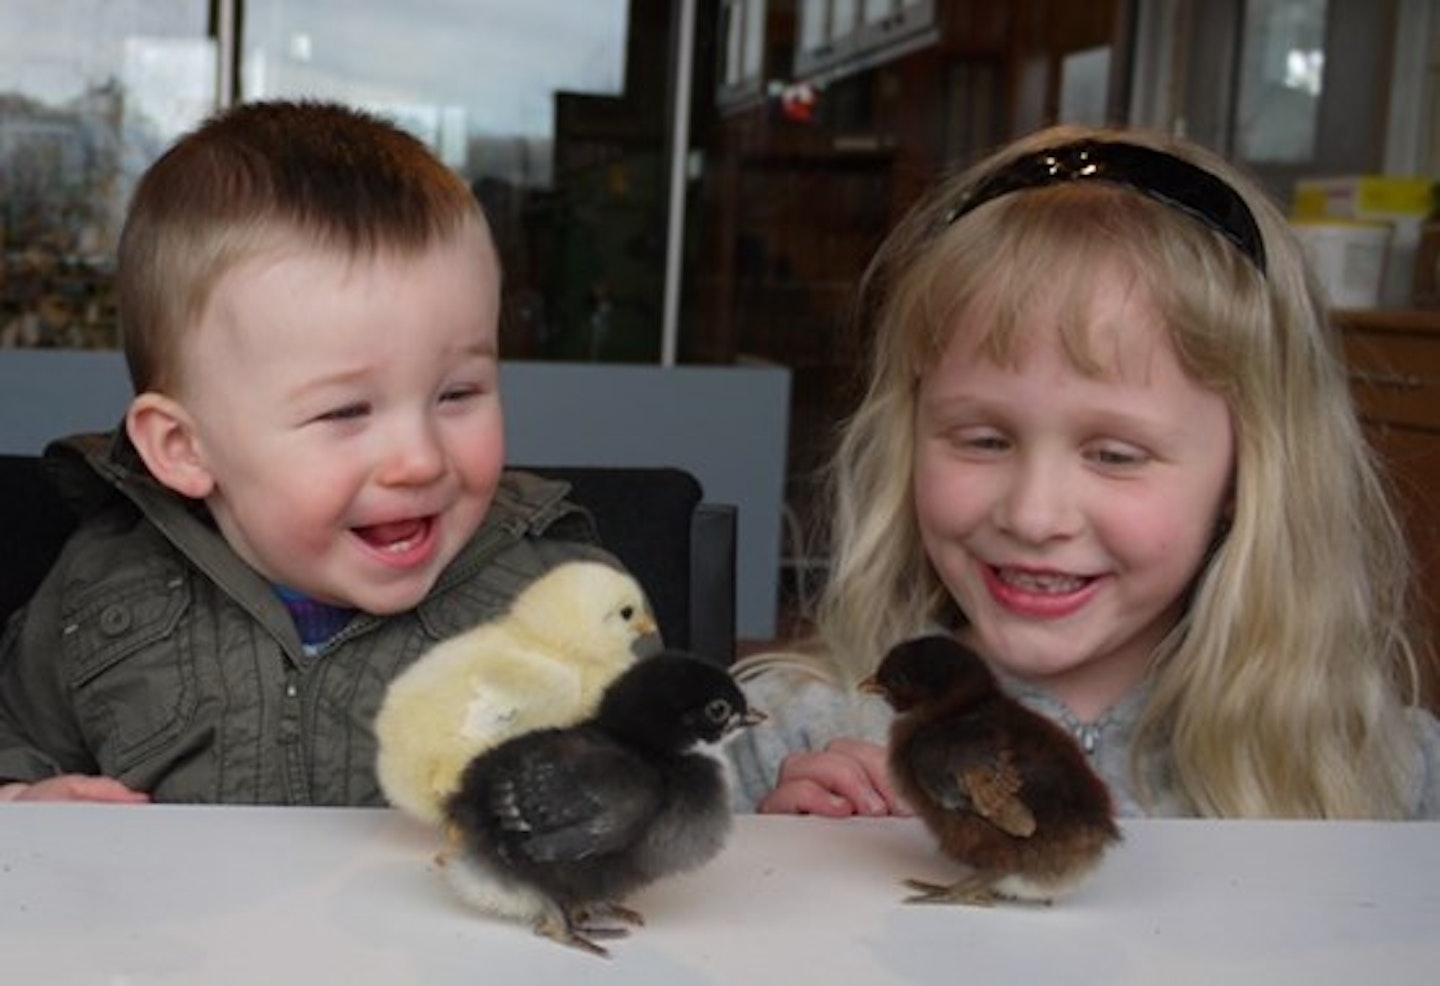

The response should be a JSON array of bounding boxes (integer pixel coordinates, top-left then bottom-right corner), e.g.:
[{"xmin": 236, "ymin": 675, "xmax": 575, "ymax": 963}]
[{"xmin": 0, "ymin": 100, "xmax": 615, "ymax": 804}]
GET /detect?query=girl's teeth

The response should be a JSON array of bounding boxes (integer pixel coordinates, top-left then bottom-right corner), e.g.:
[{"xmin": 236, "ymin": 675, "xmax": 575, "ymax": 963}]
[{"xmin": 999, "ymin": 569, "xmax": 1086, "ymax": 593}]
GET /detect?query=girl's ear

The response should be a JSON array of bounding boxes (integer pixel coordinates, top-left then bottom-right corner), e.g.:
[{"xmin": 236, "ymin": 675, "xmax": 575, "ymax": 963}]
[{"xmin": 126, "ymin": 392, "xmax": 216, "ymax": 499}]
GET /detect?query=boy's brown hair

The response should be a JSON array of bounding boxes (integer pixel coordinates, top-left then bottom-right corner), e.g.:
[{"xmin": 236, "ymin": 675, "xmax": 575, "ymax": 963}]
[{"xmin": 117, "ymin": 100, "xmax": 485, "ymax": 394}]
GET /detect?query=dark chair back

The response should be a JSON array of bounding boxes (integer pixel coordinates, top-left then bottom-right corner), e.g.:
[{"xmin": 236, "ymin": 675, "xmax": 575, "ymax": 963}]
[
  {"xmin": 0, "ymin": 455, "xmax": 78, "ymax": 626},
  {"xmin": 0, "ymin": 456, "xmax": 737, "ymax": 664}
]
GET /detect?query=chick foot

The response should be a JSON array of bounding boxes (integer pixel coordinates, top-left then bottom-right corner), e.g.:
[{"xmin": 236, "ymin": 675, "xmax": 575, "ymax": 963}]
[
  {"xmin": 903, "ymin": 874, "xmax": 1059, "ymax": 907},
  {"xmin": 575, "ymin": 900, "xmax": 646, "ymax": 928},
  {"xmin": 534, "ymin": 909, "xmax": 630, "ymax": 959},
  {"xmin": 435, "ymin": 825, "xmax": 465, "ymax": 868},
  {"xmin": 902, "ymin": 874, "xmax": 1002, "ymax": 906}
]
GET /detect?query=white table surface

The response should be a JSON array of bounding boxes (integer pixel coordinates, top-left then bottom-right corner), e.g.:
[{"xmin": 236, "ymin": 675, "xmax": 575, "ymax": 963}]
[{"xmin": 0, "ymin": 805, "xmax": 1436, "ymax": 985}]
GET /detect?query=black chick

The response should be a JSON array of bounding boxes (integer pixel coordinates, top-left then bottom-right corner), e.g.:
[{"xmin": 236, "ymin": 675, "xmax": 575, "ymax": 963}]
[
  {"xmin": 862, "ymin": 635, "xmax": 1121, "ymax": 906},
  {"xmin": 442, "ymin": 652, "xmax": 763, "ymax": 956}
]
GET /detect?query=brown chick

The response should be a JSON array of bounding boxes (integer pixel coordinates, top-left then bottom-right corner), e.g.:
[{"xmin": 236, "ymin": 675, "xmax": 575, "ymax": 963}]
[{"xmin": 861, "ymin": 634, "xmax": 1121, "ymax": 906}]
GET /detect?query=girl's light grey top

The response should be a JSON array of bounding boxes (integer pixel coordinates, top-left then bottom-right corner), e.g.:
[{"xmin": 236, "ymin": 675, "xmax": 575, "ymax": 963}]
[{"xmin": 728, "ymin": 657, "xmax": 1440, "ymax": 819}]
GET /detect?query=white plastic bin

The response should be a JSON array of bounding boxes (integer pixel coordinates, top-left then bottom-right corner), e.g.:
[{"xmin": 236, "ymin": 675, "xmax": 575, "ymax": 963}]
[{"xmin": 1291, "ymin": 220, "xmax": 1393, "ymax": 309}]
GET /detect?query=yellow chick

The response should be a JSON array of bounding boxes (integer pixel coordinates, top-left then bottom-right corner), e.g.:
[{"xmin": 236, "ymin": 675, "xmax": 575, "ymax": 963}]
[{"xmin": 374, "ymin": 560, "xmax": 658, "ymax": 826}]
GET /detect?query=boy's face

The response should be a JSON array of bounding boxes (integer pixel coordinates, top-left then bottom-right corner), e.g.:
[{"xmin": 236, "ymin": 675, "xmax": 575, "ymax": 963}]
[
  {"xmin": 911, "ymin": 263, "xmax": 1234, "ymax": 721},
  {"xmin": 164, "ymin": 224, "xmax": 504, "ymax": 614}
]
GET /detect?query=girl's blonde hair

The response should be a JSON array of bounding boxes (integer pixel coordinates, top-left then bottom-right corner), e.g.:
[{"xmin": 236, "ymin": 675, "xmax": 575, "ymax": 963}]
[
  {"xmin": 798, "ymin": 124, "xmax": 1420, "ymax": 818},
  {"xmin": 117, "ymin": 100, "xmax": 488, "ymax": 396}
]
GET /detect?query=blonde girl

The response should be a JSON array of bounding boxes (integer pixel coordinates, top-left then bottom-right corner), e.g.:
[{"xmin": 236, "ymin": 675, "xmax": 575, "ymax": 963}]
[{"xmin": 728, "ymin": 124, "xmax": 1439, "ymax": 820}]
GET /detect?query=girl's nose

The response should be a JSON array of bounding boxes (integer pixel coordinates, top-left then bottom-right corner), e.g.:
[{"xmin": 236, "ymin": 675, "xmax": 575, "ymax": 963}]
[{"xmin": 993, "ymin": 453, "xmax": 1080, "ymax": 545}]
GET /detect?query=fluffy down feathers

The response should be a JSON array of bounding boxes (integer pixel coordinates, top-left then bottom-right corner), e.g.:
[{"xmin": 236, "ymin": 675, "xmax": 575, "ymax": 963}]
[
  {"xmin": 374, "ymin": 560, "xmax": 657, "ymax": 825},
  {"xmin": 863, "ymin": 635, "xmax": 1121, "ymax": 906},
  {"xmin": 441, "ymin": 652, "xmax": 762, "ymax": 956}
]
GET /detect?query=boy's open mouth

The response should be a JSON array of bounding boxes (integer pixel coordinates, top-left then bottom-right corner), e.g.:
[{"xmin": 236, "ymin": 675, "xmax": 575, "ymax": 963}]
[{"xmin": 354, "ymin": 517, "xmax": 433, "ymax": 553}]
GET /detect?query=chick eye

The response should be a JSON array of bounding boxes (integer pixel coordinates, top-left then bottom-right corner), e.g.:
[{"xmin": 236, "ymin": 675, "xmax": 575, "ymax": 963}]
[
  {"xmin": 620, "ymin": 605, "xmax": 636, "ymax": 621},
  {"xmin": 703, "ymin": 698, "xmax": 732, "ymax": 723}
]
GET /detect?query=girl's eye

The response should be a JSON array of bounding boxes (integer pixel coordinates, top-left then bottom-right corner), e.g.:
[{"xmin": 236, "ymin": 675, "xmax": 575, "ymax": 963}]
[
  {"xmin": 947, "ymin": 428, "xmax": 1009, "ymax": 455},
  {"xmin": 1089, "ymin": 444, "xmax": 1149, "ymax": 469}
]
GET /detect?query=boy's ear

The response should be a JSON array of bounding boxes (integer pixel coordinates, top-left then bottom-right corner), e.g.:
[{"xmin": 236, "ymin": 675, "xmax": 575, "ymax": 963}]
[{"xmin": 126, "ymin": 393, "xmax": 215, "ymax": 499}]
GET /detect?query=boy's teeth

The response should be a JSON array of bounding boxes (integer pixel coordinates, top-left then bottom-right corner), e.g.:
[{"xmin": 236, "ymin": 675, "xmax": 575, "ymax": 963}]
[{"xmin": 359, "ymin": 518, "xmax": 426, "ymax": 550}]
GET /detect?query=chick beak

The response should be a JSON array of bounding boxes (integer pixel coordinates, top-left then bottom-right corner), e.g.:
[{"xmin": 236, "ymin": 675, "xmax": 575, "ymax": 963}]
[
  {"xmin": 636, "ymin": 613, "xmax": 659, "ymax": 636},
  {"xmin": 722, "ymin": 708, "xmax": 766, "ymax": 737}
]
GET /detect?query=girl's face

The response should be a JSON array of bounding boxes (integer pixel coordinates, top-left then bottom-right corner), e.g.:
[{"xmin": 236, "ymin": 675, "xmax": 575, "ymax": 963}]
[
  {"xmin": 912, "ymin": 266, "xmax": 1234, "ymax": 720},
  {"xmin": 168, "ymin": 224, "xmax": 504, "ymax": 615}
]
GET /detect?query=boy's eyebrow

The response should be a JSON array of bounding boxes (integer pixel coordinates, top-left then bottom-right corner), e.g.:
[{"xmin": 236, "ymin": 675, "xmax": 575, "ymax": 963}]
[
  {"xmin": 280, "ymin": 334, "xmax": 500, "ymax": 401},
  {"xmin": 284, "ymin": 366, "xmax": 371, "ymax": 402},
  {"xmin": 455, "ymin": 338, "xmax": 499, "ymax": 360}
]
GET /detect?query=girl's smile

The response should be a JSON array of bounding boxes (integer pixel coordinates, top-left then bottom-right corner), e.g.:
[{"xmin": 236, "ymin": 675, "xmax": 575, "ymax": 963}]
[{"xmin": 982, "ymin": 563, "xmax": 1104, "ymax": 620}]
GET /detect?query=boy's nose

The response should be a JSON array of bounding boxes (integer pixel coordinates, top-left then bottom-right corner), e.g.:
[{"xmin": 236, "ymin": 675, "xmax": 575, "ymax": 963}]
[{"xmin": 376, "ymin": 420, "xmax": 446, "ymax": 487}]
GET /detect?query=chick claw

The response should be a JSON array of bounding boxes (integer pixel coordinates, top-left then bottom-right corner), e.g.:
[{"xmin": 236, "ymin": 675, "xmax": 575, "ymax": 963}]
[
  {"xmin": 535, "ymin": 911, "xmax": 630, "ymax": 959},
  {"xmin": 533, "ymin": 901, "xmax": 647, "ymax": 959},
  {"xmin": 902, "ymin": 874, "xmax": 1002, "ymax": 907},
  {"xmin": 575, "ymin": 901, "xmax": 646, "ymax": 928}
]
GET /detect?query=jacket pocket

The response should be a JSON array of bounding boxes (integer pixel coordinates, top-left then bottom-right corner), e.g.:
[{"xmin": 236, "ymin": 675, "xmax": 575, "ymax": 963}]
[{"xmin": 63, "ymin": 569, "xmax": 196, "ymax": 771}]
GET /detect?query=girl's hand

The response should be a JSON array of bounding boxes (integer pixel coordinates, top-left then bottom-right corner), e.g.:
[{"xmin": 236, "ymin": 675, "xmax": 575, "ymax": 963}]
[
  {"xmin": 757, "ymin": 738, "xmax": 911, "ymax": 817},
  {"xmin": 0, "ymin": 775, "xmax": 150, "ymax": 804}
]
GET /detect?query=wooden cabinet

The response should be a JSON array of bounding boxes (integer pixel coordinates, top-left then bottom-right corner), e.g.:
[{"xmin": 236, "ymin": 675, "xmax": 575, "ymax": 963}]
[{"xmin": 1338, "ymin": 309, "xmax": 1440, "ymax": 705}]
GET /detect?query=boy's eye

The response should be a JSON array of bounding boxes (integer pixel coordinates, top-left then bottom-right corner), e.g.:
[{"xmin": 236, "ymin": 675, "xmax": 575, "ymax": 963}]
[
  {"xmin": 439, "ymin": 385, "xmax": 480, "ymax": 404},
  {"xmin": 317, "ymin": 403, "xmax": 369, "ymax": 422}
]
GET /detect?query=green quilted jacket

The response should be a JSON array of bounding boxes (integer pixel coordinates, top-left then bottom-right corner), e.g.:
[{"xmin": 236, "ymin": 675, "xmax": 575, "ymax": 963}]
[{"xmin": 0, "ymin": 431, "xmax": 613, "ymax": 805}]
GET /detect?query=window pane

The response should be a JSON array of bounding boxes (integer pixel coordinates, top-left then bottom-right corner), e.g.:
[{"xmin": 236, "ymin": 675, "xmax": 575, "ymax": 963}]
[
  {"xmin": 1235, "ymin": 0, "xmax": 1328, "ymax": 163},
  {"xmin": 832, "ymin": 0, "xmax": 859, "ymax": 40},
  {"xmin": 863, "ymin": 0, "xmax": 897, "ymax": 25},
  {"xmin": 800, "ymin": 0, "xmax": 828, "ymax": 51},
  {"xmin": 743, "ymin": 0, "xmax": 767, "ymax": 80},
  {"xmin": 0, "ymin": 1, "xmax": 211, "ymax": 350}
]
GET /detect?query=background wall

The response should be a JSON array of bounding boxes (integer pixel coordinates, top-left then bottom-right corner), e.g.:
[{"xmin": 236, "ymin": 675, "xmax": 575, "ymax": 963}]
[{"xmin": 0, "ymin": 352, "xmax": 790, "ymax": 639}]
